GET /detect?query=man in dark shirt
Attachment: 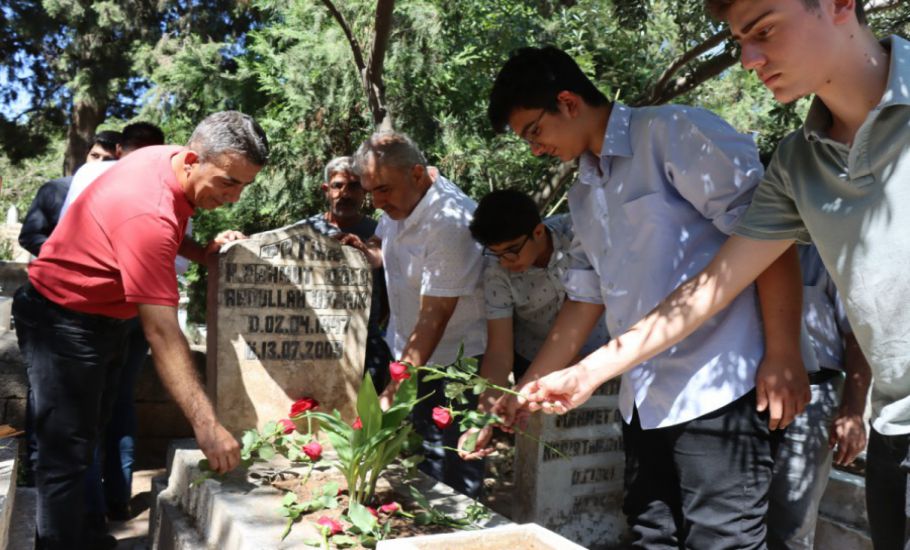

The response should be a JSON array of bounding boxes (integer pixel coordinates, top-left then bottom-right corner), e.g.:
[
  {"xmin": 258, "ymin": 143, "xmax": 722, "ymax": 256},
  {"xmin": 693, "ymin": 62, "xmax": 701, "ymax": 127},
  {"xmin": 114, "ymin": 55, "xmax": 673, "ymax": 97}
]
[
  {"xmin": 302, "ymin": 156, "xmax": 390, "ymax": 388},
  {"xmin": 18, "ymin": 130, "xmax": 122, "ymax": 256}
]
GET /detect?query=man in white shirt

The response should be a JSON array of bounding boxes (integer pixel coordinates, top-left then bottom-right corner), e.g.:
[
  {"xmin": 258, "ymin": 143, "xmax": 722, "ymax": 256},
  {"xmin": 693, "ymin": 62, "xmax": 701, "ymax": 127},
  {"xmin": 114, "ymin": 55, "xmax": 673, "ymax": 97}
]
[{"xmin": 342, "ymin": 131, "xmax": 486, "ymax": 497}]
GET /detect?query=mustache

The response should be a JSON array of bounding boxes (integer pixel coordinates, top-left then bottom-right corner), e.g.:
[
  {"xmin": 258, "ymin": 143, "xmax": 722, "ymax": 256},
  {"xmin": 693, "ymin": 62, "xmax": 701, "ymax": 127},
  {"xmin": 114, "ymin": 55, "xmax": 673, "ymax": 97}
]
[{"xmin": 334, "ymin": 198, "xmax": 359, "ymax": 209}]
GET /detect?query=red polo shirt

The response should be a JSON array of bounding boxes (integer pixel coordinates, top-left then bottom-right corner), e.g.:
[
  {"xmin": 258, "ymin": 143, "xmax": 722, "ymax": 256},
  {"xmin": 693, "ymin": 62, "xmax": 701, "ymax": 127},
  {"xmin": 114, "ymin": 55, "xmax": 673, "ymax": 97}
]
[{"xmin": 29, "ymin": 145, "xmax": 195, "ymax": 319}]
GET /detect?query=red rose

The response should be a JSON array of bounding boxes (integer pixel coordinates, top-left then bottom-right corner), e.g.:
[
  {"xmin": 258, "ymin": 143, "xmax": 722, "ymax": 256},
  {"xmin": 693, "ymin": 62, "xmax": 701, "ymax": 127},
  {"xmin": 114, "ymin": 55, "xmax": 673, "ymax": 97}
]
[
  {"xmin": 389, "ymin": 361, "xmax": 411, "ymax": 382},
  {"xmin": 290, "ymin": 397, "xmax": 319, "ymax": 418},
  {"xmin": 278, "ymin": 418, "xmax": 295, "ymax": 434},
  {"xmin": 352, "ymin": 417, "xmax": 363, "ymax": 430},
  {"xmin": 431, "ymin": 406, "xmax": 453, "ymax": 430},
  {"xmin": 379, "ymin": 502, "xmax": 400, "ymax": 514},
  {"xmin": 367, "ymin": 506, "xmax": 379, "ymax": 518},
  {"xmin": 316, "ymin": 516, "xmax": 343, "ymax": 535},
  {"xmin": 302, "ymin": 441, "xmax": 323, "ymax": 461}
]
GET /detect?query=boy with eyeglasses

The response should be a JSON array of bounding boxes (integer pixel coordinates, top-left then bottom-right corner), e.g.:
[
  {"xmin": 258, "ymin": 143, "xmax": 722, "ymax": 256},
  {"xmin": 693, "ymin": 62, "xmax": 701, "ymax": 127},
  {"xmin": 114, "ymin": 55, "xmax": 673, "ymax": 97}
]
[
  {"xmin": 487, "ymin": 46, "xmax": 810, "ymax": 547},
  {"xmin": 457, "ymin": 189, "xmax": 607, "ymax": 459}
]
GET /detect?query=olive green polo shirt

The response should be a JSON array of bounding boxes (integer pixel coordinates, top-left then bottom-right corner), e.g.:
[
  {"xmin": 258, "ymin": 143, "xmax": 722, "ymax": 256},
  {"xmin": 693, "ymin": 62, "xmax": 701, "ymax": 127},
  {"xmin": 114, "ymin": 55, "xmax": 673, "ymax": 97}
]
[{"xmin": 736, "ymin": 35, "xmax": 910, "ymax": 436}]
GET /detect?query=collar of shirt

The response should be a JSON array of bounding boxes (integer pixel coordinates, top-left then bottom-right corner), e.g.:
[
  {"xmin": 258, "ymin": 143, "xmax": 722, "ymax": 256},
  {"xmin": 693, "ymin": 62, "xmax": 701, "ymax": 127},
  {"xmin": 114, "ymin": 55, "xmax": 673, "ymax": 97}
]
[
  {"xmin": 804, "ymin": 35, "xmax": 910, "ymax": 143},
  {"xmin": 579, "ymin": 102, "xmax": 633, "ymax": 186},
  {"xmin": 397, "ymin": 170, "xmax": 446, "ymax": 233}
]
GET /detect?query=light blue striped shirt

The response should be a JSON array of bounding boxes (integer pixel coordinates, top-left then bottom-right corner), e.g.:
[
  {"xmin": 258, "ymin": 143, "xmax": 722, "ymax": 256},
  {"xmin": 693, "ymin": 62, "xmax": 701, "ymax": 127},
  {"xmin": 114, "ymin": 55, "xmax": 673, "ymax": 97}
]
[{"xmin": 564, "ymin": 103, "xmax": 766, "ymax": 429}]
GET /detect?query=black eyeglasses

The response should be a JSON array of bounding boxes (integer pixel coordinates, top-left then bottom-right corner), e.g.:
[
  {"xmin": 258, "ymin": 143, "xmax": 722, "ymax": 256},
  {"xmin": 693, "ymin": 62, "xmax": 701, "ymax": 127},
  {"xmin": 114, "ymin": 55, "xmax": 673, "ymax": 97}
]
[
  {"xmin": 482, "ymin": 234, "xmax": 532, "ymax": 261},
  {"xmin": 519, "ymin": 109, "xmax": 547, "ymax": 146}
]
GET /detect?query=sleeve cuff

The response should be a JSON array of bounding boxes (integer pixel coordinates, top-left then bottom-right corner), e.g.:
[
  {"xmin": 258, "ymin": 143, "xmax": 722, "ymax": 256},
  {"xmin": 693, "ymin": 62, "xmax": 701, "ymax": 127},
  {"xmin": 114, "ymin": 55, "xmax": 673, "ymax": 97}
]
[{"xmin": 564, "ymin": 269, "xmax": 603, "ymax": 304}]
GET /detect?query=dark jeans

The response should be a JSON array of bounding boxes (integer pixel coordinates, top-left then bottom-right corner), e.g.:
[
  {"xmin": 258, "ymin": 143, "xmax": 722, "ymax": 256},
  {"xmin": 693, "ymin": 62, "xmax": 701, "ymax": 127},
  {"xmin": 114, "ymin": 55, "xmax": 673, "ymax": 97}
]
[
  {"xmin": 412, "ymin": 357, "xmax": 485, "ymax": 498},
  {"xmin": 12, "ymin": 284, "xmax": 128, "ymax": 549},
  {"xmin": 622, "ymin": 390, "xmax": 776, "ymax": 550},
  {"xmin": 85, "ymin": 317, "xmax": 148, "ymax": 515},
  {"xmin": 364, "ymin": 333, "xmax": 392, "ymax": 392},
  {"xmin": 866, "ymin": 428, "xmax": 910, "ymax": 550}
]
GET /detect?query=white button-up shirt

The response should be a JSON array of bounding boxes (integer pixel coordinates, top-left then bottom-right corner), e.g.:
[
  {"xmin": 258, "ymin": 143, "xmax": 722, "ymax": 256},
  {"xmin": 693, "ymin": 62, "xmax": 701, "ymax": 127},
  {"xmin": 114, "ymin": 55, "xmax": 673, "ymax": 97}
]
[
  {"xmin": 564, "ymin": 103, "xmax": 765, "ymax": 429},
  {"xmin": 375, "ymin": 173, "xmax": 486, "ymax": 365}
]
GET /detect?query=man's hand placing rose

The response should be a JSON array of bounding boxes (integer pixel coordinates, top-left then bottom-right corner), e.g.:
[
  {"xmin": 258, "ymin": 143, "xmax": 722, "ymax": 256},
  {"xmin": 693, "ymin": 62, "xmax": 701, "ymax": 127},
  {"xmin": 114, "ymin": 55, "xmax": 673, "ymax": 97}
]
[{"xmin": 519, "ymin": 364, "xmax": 600, "ymax": 415}]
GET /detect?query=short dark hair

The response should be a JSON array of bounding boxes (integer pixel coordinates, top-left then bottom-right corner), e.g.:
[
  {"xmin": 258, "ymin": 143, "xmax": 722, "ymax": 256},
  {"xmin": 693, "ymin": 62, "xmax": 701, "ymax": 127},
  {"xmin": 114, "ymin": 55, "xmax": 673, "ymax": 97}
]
[
  {"xmin": 122, "ymin": 122, "xmax": 165, "ymax": 152},
  {"xmin": 705, "ymin": 0, "xmax": 866, "ymax": 25},
  {"xmin": 92, "ymin": 130, "xmax": 122, "ymax": 154},
  {"xmin": 488, "ymin": 46, "xmax": 609, "ymax": 133},
  {"xmin": 469, "ymin": 189, "xmax": 541, "ymax": 247},
  {"xmin": 187, "ymin": 111, "xmax": 269, "ymax": 166}
]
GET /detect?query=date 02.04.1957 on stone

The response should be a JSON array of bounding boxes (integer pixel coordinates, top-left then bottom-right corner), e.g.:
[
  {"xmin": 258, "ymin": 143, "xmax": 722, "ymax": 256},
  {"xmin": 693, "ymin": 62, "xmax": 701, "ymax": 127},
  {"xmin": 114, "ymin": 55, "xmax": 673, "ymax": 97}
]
[{"xmin": 244, "ymin": 339, "xmax": 344, "ymax": 361}]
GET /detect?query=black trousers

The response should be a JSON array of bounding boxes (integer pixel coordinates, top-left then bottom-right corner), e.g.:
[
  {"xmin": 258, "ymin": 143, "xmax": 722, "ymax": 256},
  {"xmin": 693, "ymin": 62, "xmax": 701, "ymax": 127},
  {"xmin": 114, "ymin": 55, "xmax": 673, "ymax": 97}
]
[
  {"xmin": 412, "ymin": 356, "xmax": 485, "ymax": 498},
  {"xmin": 622, "ymin": 390, "xmax": 777, "ymax": 550},
  {"xmin": 866, "ymin": 428, "xmax": 910, "ymax": 550},
  {"xmin": 12, "ymin": 284, "xmax": 128, "ymax": 549}
]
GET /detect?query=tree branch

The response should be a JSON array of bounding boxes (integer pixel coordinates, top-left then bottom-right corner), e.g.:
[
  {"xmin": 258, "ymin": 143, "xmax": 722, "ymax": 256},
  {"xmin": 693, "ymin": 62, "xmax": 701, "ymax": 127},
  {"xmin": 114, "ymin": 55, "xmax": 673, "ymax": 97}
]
[
  {"xmin": 638, "ymin": 49, "xmax": 738, "ymax": 106},
  {"xmin": 366, "ymin": 0, "xmax": 395, "ymax": 128},
  {"xmin": 645, "ymin": 29, "xmax": 730, "ymax": 105},
  {"xmin": 533, "ymin": 161, "xmax": 577, "ymax": 213},
  {"xmin": 319, "ymin": 0, "xmax": 366, "ymax": 73}
]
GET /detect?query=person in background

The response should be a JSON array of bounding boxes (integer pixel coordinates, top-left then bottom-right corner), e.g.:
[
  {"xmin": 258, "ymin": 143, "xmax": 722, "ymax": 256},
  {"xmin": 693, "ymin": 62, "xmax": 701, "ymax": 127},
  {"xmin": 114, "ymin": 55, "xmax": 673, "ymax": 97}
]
[
  {"xmin": 299, "ymin": 156, "xmax": 391, "ymax": 389},
  {"xmin": 18, "ymin": 130, "xmax": 122, "ymax": 257}
]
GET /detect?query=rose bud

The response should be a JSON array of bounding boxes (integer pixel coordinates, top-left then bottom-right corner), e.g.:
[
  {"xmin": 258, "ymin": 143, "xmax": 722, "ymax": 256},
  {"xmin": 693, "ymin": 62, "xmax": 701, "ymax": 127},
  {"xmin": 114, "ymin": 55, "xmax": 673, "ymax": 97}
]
[
  {"xmin": 316, "ymin": 516, "xmax": 343, "ymax": 535},
  {"xmin": 367, "ymin": 506, "xmax": 379, "ymax": 518},
  {"xmin": 379, "ymin": 502, "xmax": 400, "ymax": 514},
  {"xmin": 389, "ymin": 361, "xmax": 411, "ymax": 382},
  {"xmin": 302, "ymin": 441, "xmax": 323, "ymax": 461},
  {"xmin": 290, "ymin": 397, "xmax": 319, "ymax": 418},
  {"xmin": 431, "ymin": 406, "xmax": 453, "ymax": 430},
  {"xmin": 278, "ymin": 418, "xmax": 295, "ymax": 435},
  {"xmin": 352, "ymin": 416, "xmax": 363, "ymax": 430}
]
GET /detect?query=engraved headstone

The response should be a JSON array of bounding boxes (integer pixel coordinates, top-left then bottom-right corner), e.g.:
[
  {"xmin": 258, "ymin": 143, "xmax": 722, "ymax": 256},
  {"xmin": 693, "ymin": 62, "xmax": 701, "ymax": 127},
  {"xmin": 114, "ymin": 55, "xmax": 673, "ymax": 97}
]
[
  {"xmin": 513, "ymin": 379, "xmax": 629, "ymax": 549},
  {"xmin": 207, "ymin": 223, "xmax": 372, "ymax": 434}
]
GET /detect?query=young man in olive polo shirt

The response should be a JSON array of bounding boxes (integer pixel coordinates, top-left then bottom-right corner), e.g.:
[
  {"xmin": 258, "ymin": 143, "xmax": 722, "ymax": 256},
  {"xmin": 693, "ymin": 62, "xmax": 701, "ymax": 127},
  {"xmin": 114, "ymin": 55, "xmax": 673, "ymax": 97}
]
[{"xmin": 516, "ymin": 1, "xmax": 910, "ymax": 547}]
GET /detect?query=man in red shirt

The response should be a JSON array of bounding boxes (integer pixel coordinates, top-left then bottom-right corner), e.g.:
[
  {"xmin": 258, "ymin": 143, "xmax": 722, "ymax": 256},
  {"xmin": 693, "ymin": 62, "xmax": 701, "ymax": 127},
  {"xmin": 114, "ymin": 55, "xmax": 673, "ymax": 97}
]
[{"xmin": 12, "ymin": 111, "xmax": 268, "ymax": 550}]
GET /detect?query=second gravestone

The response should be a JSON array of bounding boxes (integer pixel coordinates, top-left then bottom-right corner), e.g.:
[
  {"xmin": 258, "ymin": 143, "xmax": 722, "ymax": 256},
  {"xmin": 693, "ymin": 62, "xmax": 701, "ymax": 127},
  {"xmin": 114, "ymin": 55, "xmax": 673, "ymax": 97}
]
[
  {"xmin": 513, "ymin": 379, "xmax": 630, "ymax": 549},
  {"xmin": 207, "ymin": 222, "xmax": 372, "ymax": 435}
]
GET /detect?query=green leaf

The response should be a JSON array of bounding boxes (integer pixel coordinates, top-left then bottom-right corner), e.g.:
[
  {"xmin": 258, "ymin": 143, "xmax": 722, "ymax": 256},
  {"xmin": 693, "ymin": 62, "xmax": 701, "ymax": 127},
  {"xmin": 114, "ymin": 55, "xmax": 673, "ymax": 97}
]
[
  {"xmin": 321, "ymin": 481, "xmax": 340, "ymax": 497},
  {"xmin": 333, "ymin": 535, "xmax": 359, "ymax": 547},
  {"xmin": 241, "ymin": 430, "xmax": 258, "ymax": 452},
  {"xmin": 257, "ymin": 444, "xmax": 276, "ymax": 460},
  {"xmin": 282, "ymin": 492, "xmax": 297, "ymax": 506},
  {"xmin": 263, "ymin": 420, "xmax": 278, "ymax": 435},
  {"xmin": 414, "ymin": 511, "xmax": 433, "ymax": 525},
  {"xmin": 472, "ymin": 381, "xmax": 487, "ymax": 395},
  {"xmin": 357, "ymin": 374, "xmax": 382, "ymax": 439},
  {"xmin": 348, "ymin": 501, "xmax": 378, "ymax": 534}
]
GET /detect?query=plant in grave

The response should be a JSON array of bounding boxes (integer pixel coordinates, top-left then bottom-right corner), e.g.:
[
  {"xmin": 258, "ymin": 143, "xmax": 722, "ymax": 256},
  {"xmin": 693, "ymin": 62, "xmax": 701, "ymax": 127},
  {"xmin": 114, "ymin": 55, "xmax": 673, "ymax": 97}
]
[
  {"xmin": 193, "ymin": 403, "xmax": 324, "ymax": 486},
  {"xmin": 295, "ymin": 372, "xmax": 427, "ymax": 507},
  {"xmin": 409, "ymin": 346, "xmax": 561, "ymax": 457}
]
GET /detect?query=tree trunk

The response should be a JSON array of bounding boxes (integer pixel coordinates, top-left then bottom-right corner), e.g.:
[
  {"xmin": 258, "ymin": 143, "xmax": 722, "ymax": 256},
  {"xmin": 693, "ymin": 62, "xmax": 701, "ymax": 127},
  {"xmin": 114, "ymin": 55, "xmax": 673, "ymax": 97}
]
[{"xmin": 63, "ymin": 99, "xmax": 106, "ymax": 176}]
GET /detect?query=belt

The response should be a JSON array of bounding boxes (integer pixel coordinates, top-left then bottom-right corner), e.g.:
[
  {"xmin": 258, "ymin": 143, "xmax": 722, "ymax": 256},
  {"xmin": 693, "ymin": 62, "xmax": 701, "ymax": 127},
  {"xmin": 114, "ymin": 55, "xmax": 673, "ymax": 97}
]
[{"xmin": 808, "ymin": 367, "xmax": 842, "ymax": 385}]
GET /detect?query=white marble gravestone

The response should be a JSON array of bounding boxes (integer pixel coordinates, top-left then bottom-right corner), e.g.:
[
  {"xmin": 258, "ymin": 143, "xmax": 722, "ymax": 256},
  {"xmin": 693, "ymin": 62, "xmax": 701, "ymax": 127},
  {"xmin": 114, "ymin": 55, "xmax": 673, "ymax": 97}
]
[{"xmin": 513, "ymin": 379, "xmax": 629, "ymax": 549}]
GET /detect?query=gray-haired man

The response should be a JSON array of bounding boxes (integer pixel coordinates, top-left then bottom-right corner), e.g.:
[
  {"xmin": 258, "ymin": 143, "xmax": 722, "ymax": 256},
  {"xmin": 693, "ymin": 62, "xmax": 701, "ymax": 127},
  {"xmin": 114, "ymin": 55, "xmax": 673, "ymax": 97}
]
[
  {"xmin": 302, "ymin": 156, "xmax": 391, "ymax": 389},
  {"xmin": 12, "ymin": 111, "xmax": 268, "ymax": 550},
  {"xmin": 341, "ymin": 132, "xmax": 487, "ymax": 497}
]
